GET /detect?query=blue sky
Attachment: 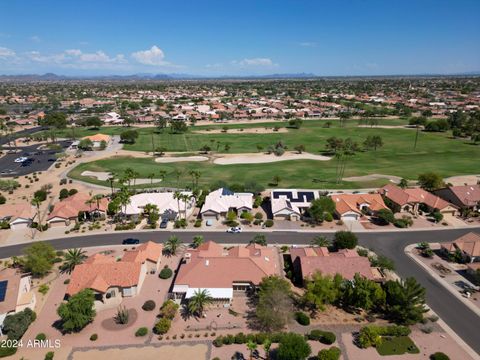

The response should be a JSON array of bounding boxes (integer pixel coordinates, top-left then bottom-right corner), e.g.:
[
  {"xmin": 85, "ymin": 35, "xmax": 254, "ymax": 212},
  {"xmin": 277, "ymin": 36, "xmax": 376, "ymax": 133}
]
[{"xmin": 0, "ymin": 0, "xmax": 479, "ymax": 76}]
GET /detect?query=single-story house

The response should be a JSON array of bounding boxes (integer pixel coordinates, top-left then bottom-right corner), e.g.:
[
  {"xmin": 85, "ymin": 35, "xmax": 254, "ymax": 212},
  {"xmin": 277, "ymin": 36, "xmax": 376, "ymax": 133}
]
[
  {"xmin": 330, "ymin": 193, "xmax": 388, "ymax": 221},
  {"xmin": 122, "ymin": 241, "xmax": 163, "ymax": 273},
  {"xmin": 290, "ymin": 246, "xmax": 385, "ymax": 285},
  {"xmin": 0, "ymin": 268, "xmax": 36, "ymax": 333},
  {"xmin": 102, "ymin": 112, "xmax": 123, "ymax": 124},
  {"xmin": 271, "ymin": 189, "xmax": 318, "ymax": 221},
  {"xmin": 380, "ymin": 184, "xmax": 457, "ymax": 215},
  {"xmin": 434, "ymin": 185, "xmax": 480, "ymax": 212},
  {"xmin": 200, "ymin": 188, "xmax": 253, "ymax": 220},
  {"xmin": 122, "ymin": 191, "xmax": 194, "ymax": 220},
  {"xmin": 172, "ymin": 241, "xmax": 280, "ymax": 305},
  {"xmin": 441, "ymin": 232, "xmax": 480, "ymax": 263},
  {"xmin": 47, "ymin": 193, "xmax": 108, "ymax": 227},
  {"xmin": 0, "ymin": 203, "xmax": 36, "ymax": 230}
]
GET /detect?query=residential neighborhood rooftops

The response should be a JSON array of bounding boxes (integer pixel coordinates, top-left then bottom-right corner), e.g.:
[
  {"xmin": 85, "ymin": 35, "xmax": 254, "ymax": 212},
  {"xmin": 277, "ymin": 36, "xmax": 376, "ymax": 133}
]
[
  {"xmin": 47, "ymin": 193, "xmax": 108, "ymax": 221},
  {"xmin": 331, "ymin": 193, "xmax": 387, "ymax": 216},
  {"xmin": 123, "ymin": 191, "xmax": 193, "ymax": 216},
  {"xmin": 0, "ymin": 203, "xmax": 35, "ymax": 221},
  {"xmin": 201, "ymin": 188, "xmax": 253, "ymax": 215},
  {"xmin": 442, "ymin": 232, "xmax": 480, "ymax": 258}
]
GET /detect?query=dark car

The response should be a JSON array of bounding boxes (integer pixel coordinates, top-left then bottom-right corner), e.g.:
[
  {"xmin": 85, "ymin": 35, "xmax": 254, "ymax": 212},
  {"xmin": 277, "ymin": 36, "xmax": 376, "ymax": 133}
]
[
  {"xmin": 122, "ymin": 238, "xmax": 140, "ymax": 245},
  {"xmin": 159, "ymin": 219, "xmax": 168, "ymax": 228}
]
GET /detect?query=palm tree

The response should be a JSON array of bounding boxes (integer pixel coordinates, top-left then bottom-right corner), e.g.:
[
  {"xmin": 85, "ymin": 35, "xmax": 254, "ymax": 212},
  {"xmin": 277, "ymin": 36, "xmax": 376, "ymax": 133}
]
[
  {"xmin": 173, "ymin": 191, "xmax": 182, "ymax": 218},
  {"xmin": 107, "ymin": 173, "xmax": 117, "ymax": 196},
  {"xmin": 124, "ymin": 168, "xmax": 134, "ymax": 188},
  {"xmin": 117, "ymin": 186, "xmax": 131, "ymax": 222},
  {"xmin": 148, "ymin": 172, "xmax": 156, "ymax": 188},
  {"xmin": 31, "ymin": 197, "xmax": 43, "ymax": 232},
  {"xmin": 181, "ymin": 193, "xmax": 192, "ymax": 220},
  {"xmin": 132, "ymin": 170, "xmax": 140, "ymax": 190},
  {"xmin": 143, "ymin": 203, "xmax": 158, "ymax": 217},
  {"xmin": 247, "ymin": 340, "xmax": 257, "ymax": 360},
  {"xmin": 164, "ymin": 235, "xmax": 181, "ymax": 255},
  {"xmin": 63, "ymin": 248, "xmax": 87, "ymax": 274},
  {"xmin": 174, "ymin": 169, "xmax": 183, "ymax": 187},
  {"xmin": 192, "ymin": 235, "xmax": 204, "ymax": 248},
  {"xmin": 311, "ymin": 235, "xmax": 330, "ymax": 247},
  {"xmin": 189, "ymin": 170, "xmax": 201, "ymax": 190},
  {"xmin": 158, "ymin": 170, "xmax": 167, "ymax": 184},
  {"xmin": 187, "ymin": 289, "xmax": 212, "ymax": 316}
]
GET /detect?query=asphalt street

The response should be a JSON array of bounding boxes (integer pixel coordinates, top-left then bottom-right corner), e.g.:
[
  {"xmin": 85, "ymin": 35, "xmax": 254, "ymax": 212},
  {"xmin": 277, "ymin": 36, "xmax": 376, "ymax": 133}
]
[{"xmin": 0, "ymin": 227, "xmax": 478, "ymax": 354}]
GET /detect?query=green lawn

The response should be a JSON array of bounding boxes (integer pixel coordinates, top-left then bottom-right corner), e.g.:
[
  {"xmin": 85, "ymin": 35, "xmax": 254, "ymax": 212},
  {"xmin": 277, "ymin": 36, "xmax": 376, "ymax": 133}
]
[
  {"xmin": 64, "ymin": 119, "xmax": 480, "ymax": 189},
  {"xmin": 376, "ymin": 336, "xmax": 420, "ymax": 356}
]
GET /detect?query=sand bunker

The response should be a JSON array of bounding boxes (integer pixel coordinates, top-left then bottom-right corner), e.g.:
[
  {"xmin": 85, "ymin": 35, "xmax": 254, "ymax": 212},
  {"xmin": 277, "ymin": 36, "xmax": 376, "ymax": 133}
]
[
  {"xmin": 71, "ymin": 344, "xmax": 208, "ymax": 360},
  {"xmin": 194, "ymin": 127, "xmax": 288, "ymax": 134},
  {"xmin": 343, "ymin": 174, "xmax": 402, "ymax": 183},
  {"xmin": 154, "ymin": 155, "xmax": 208, "ymax": 163},
  {"xmin": 81, "ymin": 171, "xmax": 162, "ymax": 184},
  {"xmin": 213, "ymin": 152, "xmax": 330, "ymax": 165}
]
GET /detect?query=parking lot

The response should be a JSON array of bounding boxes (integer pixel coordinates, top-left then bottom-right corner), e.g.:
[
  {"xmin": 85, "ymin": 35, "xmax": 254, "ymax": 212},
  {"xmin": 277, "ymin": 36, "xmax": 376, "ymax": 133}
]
[{"xmin": 0, "ymin": 140, "xmax": 72, "ymax": 177}]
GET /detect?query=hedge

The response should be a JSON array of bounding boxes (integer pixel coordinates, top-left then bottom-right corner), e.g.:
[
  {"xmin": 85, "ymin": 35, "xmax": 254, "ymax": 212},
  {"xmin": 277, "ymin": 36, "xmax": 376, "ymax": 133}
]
[
  {"xmin": 135, "ymin": 327, "xmax": 148, "ymax": 337},
  {"xmin": 307, "ymin": 329, "xmax": 336, "ymax": 344},
  {"xmin": 358, "ymin": 325, "xmax": 411, "ymax": 348},
  {"xmin": 318, "ymin": 346, "xmax": 341, "ymax": 360},
  {"xmin": 154, "ymin": 318, "xmax": 171, "ymax": 335},
  {"xmin": 295, "ymin": 311, "xmax": 310, "ymax": 326},
  {"xmin": 430, "ymin": 353, "xmax": 450, "ymax": 360}
]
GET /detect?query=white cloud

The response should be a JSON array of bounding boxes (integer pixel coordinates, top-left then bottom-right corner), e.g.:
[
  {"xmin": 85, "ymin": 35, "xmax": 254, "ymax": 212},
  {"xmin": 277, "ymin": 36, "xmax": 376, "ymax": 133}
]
[
  {"xmin": 65, "ymin": 49, "xmax": 82, "ymax": 56},
  {"xmin": 131, "ymin": 45, "xmax": 168, "ymax": 66},
  {"xmin": 299, "ymin": 41, "xmax": 317, "ymax": 48},
  {"xmin": 0, "ymin": 47, "xmax": 15, "ymax": 58},
  {"xmin": 30, "ymin": 35, "xmax": 41, "ymax": 43},
  {"xmin": 233, "ymin": 58, "xmax": 276, "ymax": 67}
]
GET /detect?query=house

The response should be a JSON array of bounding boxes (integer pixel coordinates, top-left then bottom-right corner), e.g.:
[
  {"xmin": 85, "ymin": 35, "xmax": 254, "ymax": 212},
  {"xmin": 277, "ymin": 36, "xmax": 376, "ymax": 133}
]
[
  {"xmin": 81, "ymin": 133, "xmax": 111, "ymax": 148},
  {"xmin": 200, "ymin": 188, "xmax": 253, "ymax": 220},
  {"xmin": 441, "ymin": 232, "xmax": 480, "ymax": 263},
  {"xmin": 66, "ymin": 242, "xmax": 162, "ymax": 307},
  {"xmin": 290, "ymin": 247, "xmax": 384, "ymax": 284},
  {"xmin": 0, "ymin": 268, "xmax": 36, "ymax": 333},
  {"xmin": 47, "ymin": 193, "xmax": 108, "ymax": 227},
  {"xmin": 0, "ymin": 204, "xmax": 36, "ymax": 230},
  {"xmin": 102, "ymin": 112, "xmax": 123, "ymax": 124},
  {"xmin": 330, "ymin": 193, "xmax": 388, "ymax": 221},
  {"xmin": 122, "ymin": 192, "xmax": 194, "ymax": 220},
  {"xmin": 380, "ymin": 184, "xmax": 457, "ymax": 216},
  {"xmin": 434, "ymin": 185, "xmax": 480, "ymax": 212},
  {"xmin": 172, "ymin": 241, "xmax": 280, "ymax": 305},
  {"xmin": 271, "ymin": 189, "xmax": 318, "ymax": 221},
  {"xmin": 122, "ymin": 241, "xmax": 163, "ymax": 272}
]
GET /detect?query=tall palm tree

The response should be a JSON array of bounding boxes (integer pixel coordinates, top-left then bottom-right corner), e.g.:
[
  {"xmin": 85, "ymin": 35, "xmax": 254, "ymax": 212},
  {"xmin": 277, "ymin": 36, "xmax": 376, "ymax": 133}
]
[
  {"xmin": 173, "ymin": 191, "xmax": 182, "ymax": 218},
  {"xmin": 164, "ymin": 235, "xmax": 181, "ymax": 255},
  {"xmin": 63, "ymin": 248, "xmax": 87, "ymax": 274},
  {"xmin": 158, "ymin": 170, "xmax": 167, "ymax": 184},
  {"xmin": 132, "ymin": 170, "xmax": 140, "ymax": 190},
  {"xmin": 187, "ymin": 289, "xmax": 212, "ymax": 316},
  {"xmin": 107, "ymin": 173, "xmax": 117, "ymax": 196},
  {"xmin": 124, "ymin": 168, "xmax": 134, "ymax": 188},
  {"xmin": 181, "ymin": 193, "xmax": 192, "ymax": 220},
  {"xmin": 143, "ymin": 203, "xmax": 158, "ymax": 217},
  {"xmin": 31, "ymin": 197, "xmax": 43, "ymax": 232},
  {"xmin": 148, "ymin": 172, "xmax": 156, "ymax": 188},
  {"xmin": 247, "ymin": 340, "xmax": 257, "ymax": 360},
  {"xmin": 192, "ymin": 235, "xmax": 204, "ymax": 248},
  {"xmin": 174, "ymin": 169, "xmax": 183, "ymax": 188},
  {"xmin": 117, "ymin": 186, "xmax": 131, "ymax": 222}
]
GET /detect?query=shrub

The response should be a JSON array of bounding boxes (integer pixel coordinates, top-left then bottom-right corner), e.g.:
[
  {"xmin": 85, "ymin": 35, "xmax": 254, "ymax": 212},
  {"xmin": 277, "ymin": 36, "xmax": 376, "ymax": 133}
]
[
  {"xmin": 90, "ymin": 333, "xmax": 98, "ymax": 341},
  {"xmin": 45, "ymin": 352, "xmax": 54, "ymax": 360},
  {"xmin": 33, "ymin": 189, "xmax": 47, "ymax": 202},
  {"xmin": 154, "ymin": 318, "xmax": 171, "ymax": 335},
  {"xmin": 194, "ymin": 219, "xmax": 202, "ymax": 227},
  {"xmin": 159, "ymin": 300, "xmax": 179, "ymax": 319},
  {"xmin": 308, "ymin": 330, "xmax": 336, "ymax": 344},
  {"xmin": 295, "ymin": 311, "xmax": 310, "ymax": 326},
  {"xmin": 318, "ymin": 346, "xmax": 341, "ymax": 360},
  {"xmin": 142, "ymin": 300, "xmax": 156, "ymax": 311},
  {"xmin": 159, "ymin": 267, "xmax": 173, "ymax": 279},
  {"xmin": 333, "ymin": 231, "xmax": 358, "ymax": 249},
  {"xmin": 234, "ymin": 332, "xmax": 247, "ymax": 344},
  {"xmin": 36, "ymin": 333, "xmax": 47, "ymax": 341},
  {"xmin": 2, "ymin": 308, "xmax": 36, "ymax": 340},
  {"xmin": 324, "ymin": 212, "xmax": 333, "ymax": 222},
  {"xmin": 264, "ymin": 219, "xmax": 274, "ymax": 227},
  {"xmin": 358, "ymin": 325, "xmax": 411, "ymax": 348},
  {"xmin": 255, "ymin": 212, "xmax": 263, "ymax": 220},
  {"xmin": 430, "ymin": 352, "xmax": 450, "ymax": 360},
  {"xmin": 222, "ymin": 334, "xmax": 235, "ymax": 345},
  {"xmin": 59, "ymin": 188, "xmax": 69, "ymax": 200},
  {"xmin": 0, "ymin": 346, "xmax": 17, "ymax": 357},
  {"xmin": 0, "ymin": 195, "xmax": 6, "ymax": 205},
  {"xmin": 213, "ymin": 336, "xmax": 224, "ymax": 347},
  {"xmin": 135, "ymin": 327, "xmax": 148, "ymax": 337}
]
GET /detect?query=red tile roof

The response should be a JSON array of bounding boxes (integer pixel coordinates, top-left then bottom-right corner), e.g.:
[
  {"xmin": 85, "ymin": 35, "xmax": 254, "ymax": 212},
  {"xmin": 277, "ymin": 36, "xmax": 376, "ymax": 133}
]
[
  {"xmin": 331, "ymin": 193, "xmax": 387, "ymax": 215},
  {"xmin": 122, "ymin": 241, "xmax": 163, "ymax": 263},
  {"xmin": 442, "ymin": 232, "xmax": 480, "ymax": 257},
  {"xmin": 48, "ymin": 193, "xmax": 108, "ymax": 221}
]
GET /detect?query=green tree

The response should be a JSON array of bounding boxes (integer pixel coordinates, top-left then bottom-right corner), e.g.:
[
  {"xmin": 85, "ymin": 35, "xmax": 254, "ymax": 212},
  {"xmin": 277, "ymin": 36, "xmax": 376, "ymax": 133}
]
[
  {"xmin": 164, "ymin": 235, "xmax": 181, "ymax": 255},
  {"xmin": 187, "ymin": 289, "xmax": 212, "ymax": 316},
  {"xmin": 333, "ymin": 231, "xmax": 358, "ymax": 249},
  {"xmin": 418, "ymin": 172, "xmax": 444, "ymax": 191},
  {"xmin": 2, "ymin": 308, "xmax": 36, "ymax": 340},
  {"xmin": 308, "ymin": 196, "xmax": 336, "ymax": 223},
  {"xmin": 192, "ymin": 235, "xmax": 204, "ymax": 248},
  {"xmin": 247, "ymin": 340, "xmax": 257, "ymax": 360},
  {"xmin": 256, "ymin": 276, "xmax": 293, "ymax": 331},
  {"xmin": 384, "ymin": 277, "xmax": 427, "ymax": 325},
  {"xmin": 78, "ymin": 138, "xmax": 93, "ymax": 151},
  {"xmin": 85, "ymin": 116, "xmax": 102, "ymax": 129},
  {"xmin": 23, "ymin": 242, "xmax": 56, "ymax": 277},
  {"xmin": 342, "ymin": 273, "xmax": 385, "ymax": 311},
  {"xmin": 376, "ymin": 208, "xmax": 395, "ymax": 225},
  {"xmin": 277, "ymin": 333, "xmax": 311, "ymax": 360},
  {"xmin": 303, "ymin": 272, "xmax": 342, "ymax": 311},
  {"xmin": 120, "ymin": 129, "xmax": 139, "ymax": 144},
  {"xmin": 62, "ymin": 248, "xmax": 87, "ymax": 274},
  {"xmin": 311, "ymin": 235, "xmax": 331, "ymax": 247},
  {"xmin": 399, "ymin": 178, "xmax": 408, "ymax": 189},
  {"xmin": 57, "ymin": 289, "xmax": 96, "ymax": 332},
  {"xmin": 250, "ymin": 234, "xmax": 267, "ymax": 246},
  {"xmin": 363, "ymin": 135, "xmax": 383, "ymax": 151}
]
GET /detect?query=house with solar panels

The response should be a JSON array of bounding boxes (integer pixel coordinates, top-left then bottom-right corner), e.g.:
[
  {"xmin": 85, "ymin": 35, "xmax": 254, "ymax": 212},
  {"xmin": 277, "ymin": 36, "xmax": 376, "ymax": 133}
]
[
  {"xmin": 0, "ymin": 268, "xmax": 36, "ymax": 334},
  {"xmin": 200, "ymin": 188, "xmax": 253, "ymax": 221},
  {"xmin": 271, "ymin": 189, "xmax": 319, "ymax": 221}
]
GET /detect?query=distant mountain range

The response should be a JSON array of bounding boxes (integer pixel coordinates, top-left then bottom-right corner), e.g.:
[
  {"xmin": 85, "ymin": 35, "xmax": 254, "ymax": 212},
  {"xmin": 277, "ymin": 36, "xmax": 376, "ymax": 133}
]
[{"xmin": 0, "ymin": 71, "xmax": 478, "ymax": 81}]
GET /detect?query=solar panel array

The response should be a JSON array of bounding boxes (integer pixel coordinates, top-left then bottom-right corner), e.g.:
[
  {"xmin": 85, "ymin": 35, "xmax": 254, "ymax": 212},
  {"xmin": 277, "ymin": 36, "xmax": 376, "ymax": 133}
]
[{"xmin": 0, "ymin": 280, "xmax": 8, "ymax": 302}]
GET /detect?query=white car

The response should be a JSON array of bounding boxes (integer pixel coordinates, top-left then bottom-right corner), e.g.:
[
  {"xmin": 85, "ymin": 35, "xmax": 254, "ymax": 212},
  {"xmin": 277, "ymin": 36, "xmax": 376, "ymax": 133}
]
[
  {"xmin": 226, "ymin": 226, "xmax": 242, "ymax": 233},
  {"xmin": 14, "ymin": 157, "xmax": 28, "ymax": 163}
]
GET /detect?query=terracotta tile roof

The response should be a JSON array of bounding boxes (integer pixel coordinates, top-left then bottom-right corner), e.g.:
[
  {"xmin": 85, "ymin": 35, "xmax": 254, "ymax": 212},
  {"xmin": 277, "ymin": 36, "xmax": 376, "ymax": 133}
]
[
  {"xmin": 379, "ymin": 184, "xmax": 418, "ymax": 206},
  {"xmin": 81, "ymin": 133, "xmax": 111, "ymax": 142},
  {"xmin": 442, "ymin": 232, "xmax": 480, "ymax": 257},
  {"xmin": 291, "ymin": 247, "xmax": 377, "ymax": 280},
  {"xmin": 122, "ymin": 241, "xmax": 163, "ymax": 263},
  {"xmin": 66, "ymin": 254, "xmax": 142, "ymax": 295},
  {"xmin": 404, "ymin": 188, "xmax": 455, "ymax": 210},
  {"xmin": 175, "ymin": 241, "xmax": 279, "ymax": 288},
  {"xmin": 0, "ymin": 268, "xmax": 21, "ymax": 314},
  {"xmin": 447, "ymin": 185, "xmax": 480, "ymax": 207},
  {"xmin": 48, "ymin": 193, "xmax": 108, "ymax": 221},
  {"xmin": 331, "ymin": 193, "xmax": 387, "ymax": 215},
  {"xmin": 0, "ymin": 203, "xmax": 35, "ymax": 221}
]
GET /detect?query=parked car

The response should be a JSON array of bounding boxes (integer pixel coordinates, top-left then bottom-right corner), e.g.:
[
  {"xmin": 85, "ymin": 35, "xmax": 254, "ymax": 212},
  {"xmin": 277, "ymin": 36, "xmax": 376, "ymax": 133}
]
[
  {"xmin": 122, "ymin": 238, "xmax": 140, "ymax": 245},
  {"xmin": 159, "ymin": 219, "xmax": 168, "ymax": 229},
  {"xmin": 14, "ymin": 157, "xmax": 28, "ymax": 163},
  {"xmin": 226, "ymin": 226, "xmax": 242, "ymax": 233}
]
